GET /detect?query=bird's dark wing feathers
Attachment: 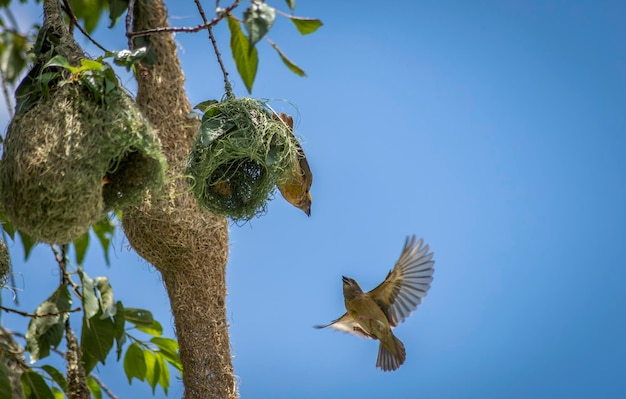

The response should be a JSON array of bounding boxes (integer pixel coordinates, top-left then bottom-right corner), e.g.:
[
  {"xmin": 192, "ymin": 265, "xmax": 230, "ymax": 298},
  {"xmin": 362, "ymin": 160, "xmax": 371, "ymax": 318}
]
[
  {"xmin": 313, "ymin": 313, "xmax": 373, "ymax": 339},
  {"xmin": 368, "ymin": 235, "xmax": 435, "ymax": 327}
]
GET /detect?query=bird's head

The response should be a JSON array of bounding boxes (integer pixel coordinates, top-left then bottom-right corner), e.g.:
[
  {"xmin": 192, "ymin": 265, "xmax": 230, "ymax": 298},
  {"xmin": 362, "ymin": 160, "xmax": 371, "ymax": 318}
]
[
  {"xmin": 301, "ymin": 191, "xmax": 312, "ymax": 216},
  {"xmin": 341, "ymin": 276, "xmax": 363, "ymax": 299}
]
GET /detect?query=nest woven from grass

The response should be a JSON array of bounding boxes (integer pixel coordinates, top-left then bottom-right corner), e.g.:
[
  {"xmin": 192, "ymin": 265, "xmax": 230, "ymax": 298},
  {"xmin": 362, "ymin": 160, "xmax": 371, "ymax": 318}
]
[
  {"xmin": 0, "ymin": 3, "xmax": 165, "ymax": 244},
  {"xmin": 187, "ymin": 97, "xmax": 300, "ymax": 221},
  {"xmin": 0, "ymin": 240, "xmax": 9, "ymax": 288}
]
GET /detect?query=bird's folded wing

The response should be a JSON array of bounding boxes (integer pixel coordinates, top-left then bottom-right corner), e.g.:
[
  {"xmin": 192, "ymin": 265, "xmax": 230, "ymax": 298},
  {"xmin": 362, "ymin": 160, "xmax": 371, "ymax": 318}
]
[
  {"xmin": 368, "ymin": 235, "xmax": 435, "ymax": 327},
  {"xmin": 313, "ymin": 313, "xmax": 372, "ymax": 339}
]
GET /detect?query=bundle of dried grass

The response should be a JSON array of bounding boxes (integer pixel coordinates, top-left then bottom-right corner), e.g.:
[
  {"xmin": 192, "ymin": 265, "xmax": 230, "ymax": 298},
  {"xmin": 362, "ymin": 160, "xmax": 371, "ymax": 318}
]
[
  {"xmin": 0, "ymin": 0, "xmax": 165, "ymax": 243},
  {"xmin": 0, "ymin": 240, "xmax": 9, "ymax": 289},
  {"xmin": 121, "ymin": 1, "xmax": 236, "ymax": 398}
]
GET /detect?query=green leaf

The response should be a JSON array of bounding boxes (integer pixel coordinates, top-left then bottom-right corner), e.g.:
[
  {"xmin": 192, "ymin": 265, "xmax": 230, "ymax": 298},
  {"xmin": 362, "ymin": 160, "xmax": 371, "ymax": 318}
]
[
  {"xmin": 69, "ymin": 0, "xmax": 105, "ymax": 34},
  {"xmin": 243, "ymin": 1, "xmax": 276, "ymax": 48},
  {"xmin": 0, "ymin": 362, "xmax": 12, "ymax": 399},
  {"xmin": 76, "ymin": 59, "xmax": 104, "ymax": 72},
  {"xmin": 72, "ymin": 231, "xmax": 89, "ymax": 265},
  {"xmin": 41, "ymin": 365, "xmax": 67, "ymax": 392},
  {"xmin": 86, "ymin": 375, "xmax": 102, "ymax": 399},
  {"xmin": 199, "ymin": 115, "xmax": 236, "ymax": 147},
  {"xmin": 269, "ymin": 41, "xmax": 307, "ymax": 77},
  {"xmin": 94, "ymin": 277, "xmax": 116, "ymax": 319},
  {"xmin": 124, "ymin": 343, "xmax": 147, "ymax": 384},
  {"xmin": 25, "ymin": 286, "xmax": 72, "ymax": 363},
  {"xmin": 43, "ymin": 55, "xmax": 73, "ymax": 71},
  {"xmin": 113, "ymin": 47, "xmax": 147, "ymax": 69},
  {"xmin": 227, "ymin": 15, "xmax": 258, "ymax": 93},
  {"xmin": 92, "ymin": 217, "xmax": 115, "ymax": 266},
  {"xmin": 21, "ymin": 370, "xmax": 55, "ymax": 399},
  {"xmin": 289, "ymin": 16, "xmax": 323, "ymax": 35},
  {"xmin": 19, "ymin": 230, "xmax": 37, "ymax": 261},
  {"xmin": 0, "ymin": 214, "xmax": 16, "ymax": 240},
  {"xmin": 0, "ymin": 30, "xmax": 31, "ymax": 84},
  {"xmin": 113, "ymin": 301, "xmax": 126, "ymax": 360},
  {"xmin": 124, "ymin": 308, "xmax": 154, "ymax": 326},
  {"xmin": 151, "ymin": 337, "xmax": 181, "ymax": 373},
  {"xmin": 285, "ymin": 0, "xmax": 296, "ymax": 11},
  {"xmin": 51, "ymin": 387, "xmax": 64, "ymax": 399},
  {"xmin": 193, "ymin": 99, "xmax": 218, "ymax": 114},
  {"xmin": 78, "ymin": 268, "xmax": 98, "ymax": 320},
  {"xmin": 81, "ymin": 311, "xmax": 116, "ymax": 373},
  {"xmin": 36, "ymin": 71, "xmax": 59, "ymax": 92},
  {"xmin": 151, "ymin": 337, "xmax": 179, "ymax": 356},
  {"xmin": 135, "ymin": 320, "xmax": 162, "ymax": 337},
  {"xmin": 109, "ymin": 0, "xmax": 129, "ymax": 28},
  {"xmin": 156, "ymin": 352, "xmax": 170, "ymax": 394},
  {"xmin": 131, "ymin": 36, "xmax": 158, "ymax": 67},
  {"xmin": 144, "ymin": 349, "xmax": 160, "ymax": 394}
]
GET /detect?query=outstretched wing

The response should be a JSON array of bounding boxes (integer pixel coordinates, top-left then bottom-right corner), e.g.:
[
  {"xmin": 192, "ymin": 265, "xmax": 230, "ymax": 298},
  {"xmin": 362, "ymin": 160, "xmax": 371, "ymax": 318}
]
[
  {"xmin": 314, "ymin": 313, "xmax": 372, "ymax": 339},
  {"xmin": 368, "ymin": 235, "xmax": 435, "ymax": 327}
]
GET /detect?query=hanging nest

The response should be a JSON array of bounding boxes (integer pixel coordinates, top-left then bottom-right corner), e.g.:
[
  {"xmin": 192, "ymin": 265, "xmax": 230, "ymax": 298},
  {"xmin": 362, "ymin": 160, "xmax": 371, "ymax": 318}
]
[
  {"xmin": 187, "ymin": 97, "xmax": 300, "ymax": 221},
  {"xmin": 0, "ymin": 1, "xmax": 165, "ymax": 244},
  {"xmin": 0, "ymin": 239, "xmax": 9, "ymax": 289}
]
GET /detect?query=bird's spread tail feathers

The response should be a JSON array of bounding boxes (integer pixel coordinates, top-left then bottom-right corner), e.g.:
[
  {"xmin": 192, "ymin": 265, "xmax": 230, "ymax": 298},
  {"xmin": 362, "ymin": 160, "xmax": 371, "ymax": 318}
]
[{"xmin": 376, "ymin": 334, "xmax": 406, "ymax": 372}]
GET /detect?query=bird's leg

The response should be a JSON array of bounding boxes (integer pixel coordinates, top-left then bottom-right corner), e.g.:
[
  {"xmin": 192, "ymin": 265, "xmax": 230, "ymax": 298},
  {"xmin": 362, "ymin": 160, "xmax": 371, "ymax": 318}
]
[{"xmin": 352, "ymin": 326, "xmax": 375, "ymax": 339}]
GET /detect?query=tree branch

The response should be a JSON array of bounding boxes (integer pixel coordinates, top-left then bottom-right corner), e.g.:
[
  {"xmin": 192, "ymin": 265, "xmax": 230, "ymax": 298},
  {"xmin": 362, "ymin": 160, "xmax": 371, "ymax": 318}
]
[
  {"xmin": 61, "ymin": 0, "xmax": 109, "ymax": 53},
  {"xmin": 0, "ymin": 306, "xmax": 81, "ymax": 318},
  {"xmin": 125, "ymin": 0, "xmax": 136, "ymax": 50},
  {"xmin": 89, "ymin": 373, "xmax": 120, "ymax": 399},
  {"xmin": 192, "ymin": 0, "xmax": 232, "ymax": 96},
  {"xmin": 127, "ymin": 0, "xmax": 240, "ymax": 39}
]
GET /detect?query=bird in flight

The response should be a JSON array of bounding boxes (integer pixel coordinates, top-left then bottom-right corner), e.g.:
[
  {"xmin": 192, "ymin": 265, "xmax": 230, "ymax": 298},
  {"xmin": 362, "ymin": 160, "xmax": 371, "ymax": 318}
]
[{"xmin": 315, "ymin": 235, "xmax": 435, "ymax": 371}]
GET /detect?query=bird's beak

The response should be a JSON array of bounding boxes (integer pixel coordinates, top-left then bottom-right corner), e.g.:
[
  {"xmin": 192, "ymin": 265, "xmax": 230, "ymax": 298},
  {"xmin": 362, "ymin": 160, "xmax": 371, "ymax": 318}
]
[{"xmin": 341, "ymin": 276, "xmax": 350, "ymax": 284}]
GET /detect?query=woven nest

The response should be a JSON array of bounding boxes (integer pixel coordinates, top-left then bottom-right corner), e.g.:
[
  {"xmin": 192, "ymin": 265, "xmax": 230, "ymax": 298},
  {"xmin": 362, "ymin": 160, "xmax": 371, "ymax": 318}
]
[
  {"xmin": 187, "ymin": 97, "xmax": 300, "ymax": 221},
  {"xmin": 0, "ymin": 7, "xmax": 165, "ymax": 244},
  {"xmin": 0, "ymin": 240, "xmax": 9, "ymax": 288}
]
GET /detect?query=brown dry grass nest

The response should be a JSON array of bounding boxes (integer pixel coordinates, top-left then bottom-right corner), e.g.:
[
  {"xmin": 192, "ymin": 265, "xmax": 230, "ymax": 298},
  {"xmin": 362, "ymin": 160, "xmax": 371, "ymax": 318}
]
[{"xmin": 0, "ymin": 15, "xmax": 165, "ymax": 244}]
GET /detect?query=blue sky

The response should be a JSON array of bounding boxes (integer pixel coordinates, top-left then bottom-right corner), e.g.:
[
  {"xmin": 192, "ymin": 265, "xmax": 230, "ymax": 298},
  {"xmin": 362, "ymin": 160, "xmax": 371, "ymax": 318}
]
[{"xmin": 2, "ymin": 1, "xmax": 626, "ymax": 398}]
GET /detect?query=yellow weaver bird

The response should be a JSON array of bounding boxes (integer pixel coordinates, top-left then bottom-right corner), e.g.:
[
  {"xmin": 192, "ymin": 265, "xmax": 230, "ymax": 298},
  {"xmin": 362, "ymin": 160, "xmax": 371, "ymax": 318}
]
[
  {"xmin": 315, "ymin": 235, "xmax": 435, "ymax": 371},
  {"xmin": 273, "ymin": 112, "xmax": 313, "ymax": 216}
]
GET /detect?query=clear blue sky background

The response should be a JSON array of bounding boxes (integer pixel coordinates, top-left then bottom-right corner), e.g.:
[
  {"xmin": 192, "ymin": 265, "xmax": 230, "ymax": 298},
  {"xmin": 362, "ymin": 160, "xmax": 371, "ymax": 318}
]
[{"xmin": 2, "ymin": 1, "xmax": 626, "ymax": 398}]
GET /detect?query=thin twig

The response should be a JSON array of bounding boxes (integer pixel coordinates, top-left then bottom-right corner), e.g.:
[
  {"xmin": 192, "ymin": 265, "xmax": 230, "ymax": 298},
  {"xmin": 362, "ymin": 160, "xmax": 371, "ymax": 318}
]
[
  {"xmin": 193, "ymin": 0, "xmax": 232, "ymax": 95},
  {"xmin": 89, "ymin": 373, "xmax": 120, "ymax": 399},
  {"xmin": 51, "ymin": 244, "xmax": 67, "ymax": 286},
  {"xmin": 193, "ymin": 0, "xmax": 210, "ymax": 23},
  {"xmin": 127, "ymin": 0, "xmax": 240, "ymax": 39},
  {"xmin": 61, "ymin": 0, "xmax": 109, "ymax": 52},
  {"xmin": 125, "ymin": 0, "xmax": 136, "ymax": 50},
  {"xmin": 0, "ymin": 305, "xmax": 82, "ymax": 318},
  {"xmin": 51, "ymin": 244, "xmax": 83, "ymax": 299}
]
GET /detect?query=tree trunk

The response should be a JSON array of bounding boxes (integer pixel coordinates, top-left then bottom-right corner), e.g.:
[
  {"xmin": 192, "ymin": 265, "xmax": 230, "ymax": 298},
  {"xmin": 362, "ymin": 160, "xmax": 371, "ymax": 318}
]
[{"xmin": 121, "ymin": 1, "xmax": 236, "ymax": 398}]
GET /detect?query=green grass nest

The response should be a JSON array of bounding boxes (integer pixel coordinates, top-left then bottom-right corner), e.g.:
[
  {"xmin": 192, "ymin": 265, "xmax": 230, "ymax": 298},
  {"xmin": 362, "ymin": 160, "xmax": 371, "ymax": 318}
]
[{"xmin": 188, "ymin": 98, "xmax": 300, "ymax": 221}]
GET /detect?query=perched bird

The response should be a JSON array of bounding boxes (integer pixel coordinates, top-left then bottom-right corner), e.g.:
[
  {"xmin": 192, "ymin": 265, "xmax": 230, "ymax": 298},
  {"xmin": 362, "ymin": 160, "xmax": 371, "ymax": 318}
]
[
  {"xmin": 315, "ymin": 235, "xmax": 435, "ymax": 371},
  {"xmin": 273, "ymin": 112, "xmax": 313, "ymax": 216}
]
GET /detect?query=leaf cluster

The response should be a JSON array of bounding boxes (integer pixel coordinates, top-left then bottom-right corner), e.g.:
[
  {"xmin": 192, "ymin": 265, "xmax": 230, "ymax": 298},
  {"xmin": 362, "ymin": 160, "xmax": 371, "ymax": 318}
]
[
  {"xmin": 0, "ymin": 262, "xmax": 181, "ymax": 397},
  {"xmin": 229, "ymin": 0, "xmax": 323, "ymax": 92}
]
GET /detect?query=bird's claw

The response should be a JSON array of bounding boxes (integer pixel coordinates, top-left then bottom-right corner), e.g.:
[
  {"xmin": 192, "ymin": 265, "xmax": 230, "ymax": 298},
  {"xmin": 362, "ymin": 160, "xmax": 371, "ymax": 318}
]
[{"xmin": 353, "ymin": 326, "xmax": 375, "ymax": 339}]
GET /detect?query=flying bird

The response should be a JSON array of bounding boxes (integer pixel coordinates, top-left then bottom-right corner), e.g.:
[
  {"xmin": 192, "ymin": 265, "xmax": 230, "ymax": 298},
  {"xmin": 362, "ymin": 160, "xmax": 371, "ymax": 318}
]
[{"xmin": 315, "ymin": 235, "xmax": 435, "ymax": 371}]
